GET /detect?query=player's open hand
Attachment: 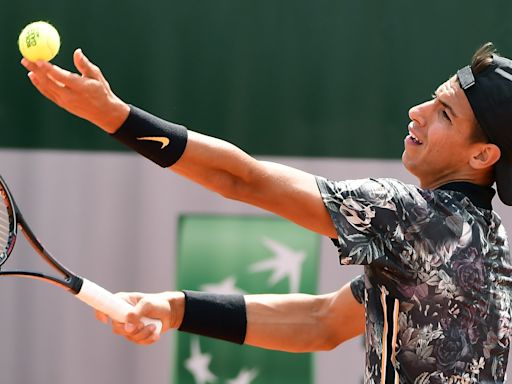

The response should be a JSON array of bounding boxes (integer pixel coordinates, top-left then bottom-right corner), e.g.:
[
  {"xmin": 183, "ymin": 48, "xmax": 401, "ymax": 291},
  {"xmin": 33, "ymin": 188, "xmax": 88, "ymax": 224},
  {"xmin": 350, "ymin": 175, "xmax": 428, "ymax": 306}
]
[{"xmin": 21, "ymin": 48, "xmax": 130, "ymax": 133}]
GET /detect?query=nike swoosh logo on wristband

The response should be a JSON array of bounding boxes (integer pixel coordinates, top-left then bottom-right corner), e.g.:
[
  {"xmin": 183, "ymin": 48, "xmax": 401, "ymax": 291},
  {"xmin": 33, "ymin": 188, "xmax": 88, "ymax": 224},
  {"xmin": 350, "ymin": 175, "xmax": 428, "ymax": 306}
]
[{"xmin": 136, "ymin": 136, "xmax": 170, "ymax": 149}]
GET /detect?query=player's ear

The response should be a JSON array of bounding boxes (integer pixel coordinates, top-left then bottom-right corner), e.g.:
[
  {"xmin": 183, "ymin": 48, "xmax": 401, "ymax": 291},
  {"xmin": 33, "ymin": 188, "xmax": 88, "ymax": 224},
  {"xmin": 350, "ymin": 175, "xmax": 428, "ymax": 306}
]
[{"xmin": 469, "ymin": 143, "xmax": 501, "ymax": 170}]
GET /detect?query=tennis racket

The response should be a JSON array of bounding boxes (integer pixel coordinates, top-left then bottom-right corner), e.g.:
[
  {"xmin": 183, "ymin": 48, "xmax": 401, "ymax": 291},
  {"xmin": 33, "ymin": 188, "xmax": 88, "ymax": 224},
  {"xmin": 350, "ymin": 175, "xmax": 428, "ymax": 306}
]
[{"xmin": 0, "ymin": 174, "xmax": 162, "ymax": 334}]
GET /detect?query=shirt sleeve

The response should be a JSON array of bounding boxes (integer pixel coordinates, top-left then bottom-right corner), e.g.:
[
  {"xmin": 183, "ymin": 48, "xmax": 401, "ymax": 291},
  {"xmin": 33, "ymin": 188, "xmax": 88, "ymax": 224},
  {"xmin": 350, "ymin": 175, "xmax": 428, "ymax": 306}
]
[
  {"xmin": 350, "ymin": 274, "xmax": 365, "ymax": 304},
  {"xmin": 316, "ymin": 176, "xmax": 425, "ymax": 267}
]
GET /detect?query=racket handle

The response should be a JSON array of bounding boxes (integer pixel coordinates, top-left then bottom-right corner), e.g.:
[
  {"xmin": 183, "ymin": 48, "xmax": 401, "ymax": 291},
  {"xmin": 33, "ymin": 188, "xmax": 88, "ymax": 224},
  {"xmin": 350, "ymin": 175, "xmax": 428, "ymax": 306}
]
[{"xmin": 75, "ymin": 278, "xmax": 163, "ymax": 335}]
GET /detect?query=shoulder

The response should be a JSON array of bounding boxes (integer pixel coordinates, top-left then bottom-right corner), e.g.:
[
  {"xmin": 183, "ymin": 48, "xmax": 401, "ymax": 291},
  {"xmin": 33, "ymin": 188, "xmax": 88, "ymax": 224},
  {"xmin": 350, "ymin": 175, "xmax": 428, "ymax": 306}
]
[{"xmin": 316, "ymin": 176, "xmax": 424, "ymax": 208}]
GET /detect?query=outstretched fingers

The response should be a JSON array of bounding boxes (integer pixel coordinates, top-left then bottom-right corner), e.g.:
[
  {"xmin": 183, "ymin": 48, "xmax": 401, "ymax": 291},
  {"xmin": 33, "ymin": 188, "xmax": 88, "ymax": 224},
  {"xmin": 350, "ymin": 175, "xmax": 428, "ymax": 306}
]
[
  {"xmin": 26, "ymin": 69, "xmax": 71, "ymax": 105},
  {"xmin": 21, "ymin": 58, "xmax": 83, "ymax": 94}
]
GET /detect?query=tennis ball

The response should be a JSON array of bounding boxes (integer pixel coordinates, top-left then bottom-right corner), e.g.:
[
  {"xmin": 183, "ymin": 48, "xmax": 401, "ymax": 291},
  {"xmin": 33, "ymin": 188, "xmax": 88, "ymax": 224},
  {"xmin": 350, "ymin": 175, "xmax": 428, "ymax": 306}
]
[{"xmin": 18, "ymin": 21, "xmax": 60, "ymax": 62}]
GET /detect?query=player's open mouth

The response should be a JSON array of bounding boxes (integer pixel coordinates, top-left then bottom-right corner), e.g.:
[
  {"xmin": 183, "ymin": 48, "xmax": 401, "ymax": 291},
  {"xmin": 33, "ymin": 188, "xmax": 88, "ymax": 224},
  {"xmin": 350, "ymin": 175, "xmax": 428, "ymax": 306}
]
[
  {"xmin": 407, "ymin": 122, "xmax": 423, "ymax": 145},
  {"xmin": 409, "ymin": 134, "xmax": 423, "ymax": 145}
]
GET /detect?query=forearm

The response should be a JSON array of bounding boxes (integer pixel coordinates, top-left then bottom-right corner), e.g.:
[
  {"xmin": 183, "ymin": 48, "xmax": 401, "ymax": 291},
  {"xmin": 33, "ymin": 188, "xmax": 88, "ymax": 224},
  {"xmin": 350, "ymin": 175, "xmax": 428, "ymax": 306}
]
[
  {"xmin": 168, "ymin": 291, "xmax": 337, "ymax": 352},
  {"xmin": 111, "ymin": 105, "xmax": 273, "ymax": 202},
  {"xmin": 245, "ymin": 291, "xmax": 365, "ymax": 352},
  {"xmin": 169, "ymin": 291, "xmax": 335, "ymax": 352},
  {"xmin": 170, "ymin": 286, "xmax": 364, "ymax": 353},
  {"xmin": 245, "ymin": 293, "xmax": 341, "ymax": 352},
  {"xmin": 171, "ymin": 130, "xmax": 262, "ymax": 200}
]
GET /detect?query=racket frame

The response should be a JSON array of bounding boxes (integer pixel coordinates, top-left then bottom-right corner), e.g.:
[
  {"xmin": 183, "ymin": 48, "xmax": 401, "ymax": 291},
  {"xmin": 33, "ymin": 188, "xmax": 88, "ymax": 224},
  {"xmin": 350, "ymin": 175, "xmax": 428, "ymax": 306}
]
[
  {"xmin": 0, "ymin": 175, "xmax": 162, "ymax": 333},
  {"xmin": 0, "ymin": 175, "xmax": 83, "ymax": 293}
]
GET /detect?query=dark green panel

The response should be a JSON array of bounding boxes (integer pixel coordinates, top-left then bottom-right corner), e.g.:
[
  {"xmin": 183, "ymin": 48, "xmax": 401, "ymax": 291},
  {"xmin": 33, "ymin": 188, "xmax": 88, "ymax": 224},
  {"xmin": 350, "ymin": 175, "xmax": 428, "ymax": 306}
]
[{"xmin": 1, "ymin": 1, "xmax": 512, "ymax": 158}]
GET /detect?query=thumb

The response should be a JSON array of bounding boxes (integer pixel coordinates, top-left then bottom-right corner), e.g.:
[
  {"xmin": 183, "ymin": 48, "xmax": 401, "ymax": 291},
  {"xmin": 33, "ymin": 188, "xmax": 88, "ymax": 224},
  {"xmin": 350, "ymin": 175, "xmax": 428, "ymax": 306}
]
[
  {"xmin": 73, "ymin": 48, "xmax": 105, "ymax": 82},
  {"xmin": 124, "ymin": 295, "xmax": 156, "ymax": 327},
  {"xmin": 123, "ymin": 308, "xmax": 144, "ymax": 333},
  {"xmin": 115, "ymin": 292, "xmax": 144, "ymax": 330}
]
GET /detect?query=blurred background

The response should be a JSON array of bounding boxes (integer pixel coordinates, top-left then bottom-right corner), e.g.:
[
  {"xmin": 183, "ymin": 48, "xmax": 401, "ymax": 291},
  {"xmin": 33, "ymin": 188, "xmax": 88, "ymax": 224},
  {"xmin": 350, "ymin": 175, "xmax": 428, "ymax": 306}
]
[{"xmin": 1, "ymin": 1, "xmax": 512, "ymax": 383}]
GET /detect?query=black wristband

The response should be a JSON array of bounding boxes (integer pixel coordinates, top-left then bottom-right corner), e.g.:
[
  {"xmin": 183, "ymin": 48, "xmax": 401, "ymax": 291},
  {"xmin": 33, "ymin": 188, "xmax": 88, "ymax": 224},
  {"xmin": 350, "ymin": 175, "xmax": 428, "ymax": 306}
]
[
  {"xmin": 110, "ymin": 105, "xmax": 188, "ymax": 167},
  {"xmin": 179, "ymin": 290, "xmax": 247, "ymax": 345}
]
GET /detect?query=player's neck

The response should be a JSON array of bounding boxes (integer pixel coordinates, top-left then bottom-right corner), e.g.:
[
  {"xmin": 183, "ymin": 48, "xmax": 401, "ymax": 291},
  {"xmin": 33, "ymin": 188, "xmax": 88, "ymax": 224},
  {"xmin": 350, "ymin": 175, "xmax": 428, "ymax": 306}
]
[{"xmin": 418, "ymin": 168, "xmax": 493, "ymax": 191}]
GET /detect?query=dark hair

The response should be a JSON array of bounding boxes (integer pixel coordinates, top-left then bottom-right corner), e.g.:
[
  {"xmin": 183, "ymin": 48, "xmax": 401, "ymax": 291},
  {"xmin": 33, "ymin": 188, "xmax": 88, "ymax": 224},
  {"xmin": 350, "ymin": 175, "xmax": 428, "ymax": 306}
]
[
  {"xmin": 468, "ymin": 43, "xmax": 496, "ymax": 143},
  {"xmin": 471, "ymin": 42, "xmax": 496, "ymax": 75}
]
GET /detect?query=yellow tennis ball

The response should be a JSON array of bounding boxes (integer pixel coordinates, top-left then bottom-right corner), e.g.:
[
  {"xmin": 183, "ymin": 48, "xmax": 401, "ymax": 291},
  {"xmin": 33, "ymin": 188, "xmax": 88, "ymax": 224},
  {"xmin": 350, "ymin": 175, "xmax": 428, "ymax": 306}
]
[{"xmin": 18, "ymin": 21, "xmax": 60, "ymax": 62}]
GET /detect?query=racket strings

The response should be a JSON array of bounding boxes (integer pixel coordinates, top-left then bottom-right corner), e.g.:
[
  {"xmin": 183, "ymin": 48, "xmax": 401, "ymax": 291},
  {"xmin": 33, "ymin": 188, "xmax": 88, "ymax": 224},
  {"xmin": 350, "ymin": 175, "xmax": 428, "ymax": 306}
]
[{"xmin": 0, "ymin": 188, "xmax": 14, "ymax": 262}]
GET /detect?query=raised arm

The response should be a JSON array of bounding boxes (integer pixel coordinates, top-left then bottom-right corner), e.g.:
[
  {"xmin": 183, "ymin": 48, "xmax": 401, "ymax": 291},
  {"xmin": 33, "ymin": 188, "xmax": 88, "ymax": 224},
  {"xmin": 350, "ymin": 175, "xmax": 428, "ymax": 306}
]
[
  {"xmin": 98, "ymin": 281, "xmax": 365, "ymax": 352},
  {"xmin": 21, "ymin": 50, "xmax": 336, "ymax": 238}
]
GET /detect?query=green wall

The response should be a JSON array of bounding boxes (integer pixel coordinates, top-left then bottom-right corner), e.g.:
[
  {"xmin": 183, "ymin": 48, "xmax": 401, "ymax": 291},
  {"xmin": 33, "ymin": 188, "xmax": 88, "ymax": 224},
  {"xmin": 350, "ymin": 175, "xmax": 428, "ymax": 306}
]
[{"xmin": 2, "ymin": 1, "xmax": 512, "ymax": 158}]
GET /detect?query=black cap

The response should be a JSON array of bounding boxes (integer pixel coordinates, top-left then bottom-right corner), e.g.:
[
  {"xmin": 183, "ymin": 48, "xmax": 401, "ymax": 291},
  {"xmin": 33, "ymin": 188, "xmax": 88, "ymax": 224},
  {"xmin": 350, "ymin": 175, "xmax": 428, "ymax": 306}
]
[{"xmin": 457, "ymin": 55, "xmax": 512, "ymax": 206}]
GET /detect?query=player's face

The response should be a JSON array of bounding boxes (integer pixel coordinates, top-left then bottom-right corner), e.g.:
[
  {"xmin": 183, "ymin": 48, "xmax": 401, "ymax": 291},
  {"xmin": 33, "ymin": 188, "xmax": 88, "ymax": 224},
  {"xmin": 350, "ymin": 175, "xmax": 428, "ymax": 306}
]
[{"xmin": 402, "ymin": 76, "xmax": 481, "ymax": 188}]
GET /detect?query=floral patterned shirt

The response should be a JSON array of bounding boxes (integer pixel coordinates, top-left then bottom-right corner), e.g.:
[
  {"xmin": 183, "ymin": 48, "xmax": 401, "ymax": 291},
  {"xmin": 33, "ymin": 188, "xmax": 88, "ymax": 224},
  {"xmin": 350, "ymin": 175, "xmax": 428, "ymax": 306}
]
[{"xmin": 317, "ymin": 177, "xmax": 512, "ymax": 384}]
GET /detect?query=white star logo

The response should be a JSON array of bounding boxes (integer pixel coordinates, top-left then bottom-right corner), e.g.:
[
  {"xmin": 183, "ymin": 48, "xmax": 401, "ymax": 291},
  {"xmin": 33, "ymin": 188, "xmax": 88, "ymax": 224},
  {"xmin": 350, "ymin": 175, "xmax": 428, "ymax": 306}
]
[
  {"xmin": 200, "ymin": 276, "xmax": 247, "ymax": 295},
  {"xmin": 248, "ymin": 237, "xmax": 306, "ymax": 293},
  {"xmin": 226, "ymin": 368, "xmax": 259, "ymax": 384},
  {"xmin": 184, "ymin": 337, "xmax": 217, "ymax": 384}
]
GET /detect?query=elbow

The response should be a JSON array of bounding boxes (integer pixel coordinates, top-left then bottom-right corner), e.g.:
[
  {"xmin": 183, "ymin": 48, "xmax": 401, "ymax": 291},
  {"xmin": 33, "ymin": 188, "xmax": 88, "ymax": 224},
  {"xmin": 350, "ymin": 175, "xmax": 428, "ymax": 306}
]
[
  {"xmin": 296, "ymin": 318, "xmax": 344, "ymax": 352},
  {"xmin": 286, "ymin": 330, "xmax": 347, "ymax": 353},
  {"xmin": 309, "ymin": 300, "xmax": 362, "ymax": 351},
  {"xmin": 215, "ymin": 180, "xmax": 248, "ymax": 202},
  {"xmin": 320, "ymin": 338, "xmax": 341, "ymax": 352},
  {"xmin": 211, "ymin": 161, "xmax": 272, "ymax": 206},
  {"xmin": 318, "ymin": 332, "xmax": 349, "ymax": 351},
  {"xmin": 216, "ymin": 172, "xmax": 260, "ymax": 204},
  {"xmin": 310, "ymin": 325, "xmax": 347, "ymax": 351},
  {"xmin": 198, "ymin": 169, "xmax": 253, "ymax": 202}
]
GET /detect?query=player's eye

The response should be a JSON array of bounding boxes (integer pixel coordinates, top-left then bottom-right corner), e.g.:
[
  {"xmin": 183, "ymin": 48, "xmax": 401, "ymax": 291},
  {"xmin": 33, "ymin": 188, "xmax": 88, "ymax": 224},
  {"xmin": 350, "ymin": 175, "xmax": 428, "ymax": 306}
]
[
  {"xmin": 432, "ymin": 93, "xmax": 452, "ymax": 123},
  {"xmin": 442, "ymin": 110, "xmax": 452, "ymax": 123}
]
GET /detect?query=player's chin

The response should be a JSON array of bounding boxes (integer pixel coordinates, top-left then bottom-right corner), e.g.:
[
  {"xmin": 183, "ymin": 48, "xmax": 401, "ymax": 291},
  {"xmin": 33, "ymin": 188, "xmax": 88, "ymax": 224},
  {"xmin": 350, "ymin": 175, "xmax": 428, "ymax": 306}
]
[
  {"xmin": 401, "ymin": 152, "xmax": 413, "ymax": 171},
  {"xmin": 401, "ymin": 157, "xmax": 425, "ymax": 182}
]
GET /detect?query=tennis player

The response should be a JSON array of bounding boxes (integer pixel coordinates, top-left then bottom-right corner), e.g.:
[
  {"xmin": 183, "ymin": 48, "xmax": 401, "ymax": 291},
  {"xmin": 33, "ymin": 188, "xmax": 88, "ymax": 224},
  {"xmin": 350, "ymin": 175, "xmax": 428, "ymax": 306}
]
[{"xmin": 22, "ymin": 42, "xmax": 512, "ymax": 383}]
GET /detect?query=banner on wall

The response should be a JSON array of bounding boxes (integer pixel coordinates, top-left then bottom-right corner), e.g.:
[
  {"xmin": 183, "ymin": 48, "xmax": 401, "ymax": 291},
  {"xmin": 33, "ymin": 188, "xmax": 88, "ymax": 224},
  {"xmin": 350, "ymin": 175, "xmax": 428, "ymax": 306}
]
[{"xmin": 175, "ymin": 215, "xmax": 320, "ymax": 384}]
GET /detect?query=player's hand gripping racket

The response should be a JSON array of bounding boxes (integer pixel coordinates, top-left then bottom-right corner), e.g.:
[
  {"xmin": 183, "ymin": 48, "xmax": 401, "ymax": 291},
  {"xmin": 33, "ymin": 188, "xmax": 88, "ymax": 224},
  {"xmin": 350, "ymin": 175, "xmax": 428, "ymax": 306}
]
[{"xmin": 0, "ymin": 175, "xmax": 162, "ymax": 334}]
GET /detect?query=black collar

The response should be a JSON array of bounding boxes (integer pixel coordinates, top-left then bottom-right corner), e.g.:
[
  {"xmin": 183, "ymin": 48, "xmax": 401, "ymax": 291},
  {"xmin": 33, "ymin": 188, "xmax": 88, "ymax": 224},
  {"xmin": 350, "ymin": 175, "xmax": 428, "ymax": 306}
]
[{"xmin": 437, "ymin": 182, "xmax": 495, "ymax": 210}]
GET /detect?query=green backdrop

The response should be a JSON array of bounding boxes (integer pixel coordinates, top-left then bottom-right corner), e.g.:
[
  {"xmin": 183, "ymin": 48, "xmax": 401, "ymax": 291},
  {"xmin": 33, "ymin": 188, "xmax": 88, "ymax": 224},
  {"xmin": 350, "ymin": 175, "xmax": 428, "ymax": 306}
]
[
  {"xmin": 1, "ymin": 1, "xmax": 512, "ymax": 157},
  {"xmin": 176, "ymin": 215, "xmax": 320, "ymax": 383}
]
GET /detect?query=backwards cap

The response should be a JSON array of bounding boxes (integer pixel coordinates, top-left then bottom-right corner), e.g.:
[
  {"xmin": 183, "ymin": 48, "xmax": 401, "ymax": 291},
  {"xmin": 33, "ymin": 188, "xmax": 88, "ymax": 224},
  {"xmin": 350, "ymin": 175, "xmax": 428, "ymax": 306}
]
[{"xmin": 457, "ymin": 54, "xmax": 512, "ymax": 206}]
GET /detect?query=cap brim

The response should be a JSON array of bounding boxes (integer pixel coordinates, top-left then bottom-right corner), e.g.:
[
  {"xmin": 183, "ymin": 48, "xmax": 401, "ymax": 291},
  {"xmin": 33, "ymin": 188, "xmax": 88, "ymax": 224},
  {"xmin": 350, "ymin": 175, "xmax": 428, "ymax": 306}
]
[{"xmin": 495, "ymin": 155, "xmax": 512, "ymax": 205}]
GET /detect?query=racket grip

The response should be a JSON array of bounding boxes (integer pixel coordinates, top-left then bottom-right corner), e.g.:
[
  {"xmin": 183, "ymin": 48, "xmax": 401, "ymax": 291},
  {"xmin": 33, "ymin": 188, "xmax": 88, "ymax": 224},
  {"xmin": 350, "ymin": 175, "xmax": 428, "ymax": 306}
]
[{"xmin": 75, "ymin": 278, "xmax": 163, "ymax": 335}]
